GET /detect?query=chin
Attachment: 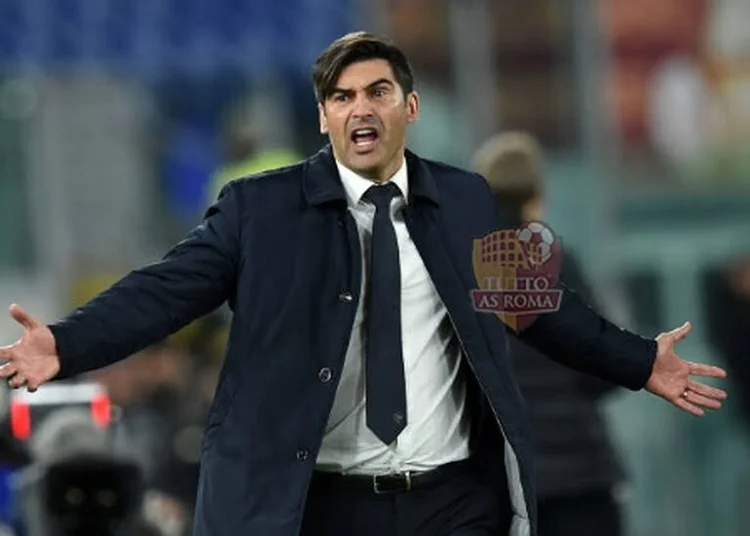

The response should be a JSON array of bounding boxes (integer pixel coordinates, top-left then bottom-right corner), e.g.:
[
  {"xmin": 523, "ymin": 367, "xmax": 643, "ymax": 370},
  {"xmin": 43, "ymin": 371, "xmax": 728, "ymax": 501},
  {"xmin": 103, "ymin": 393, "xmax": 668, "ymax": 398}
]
[{"xmin": 348, "ymin": 154, "xmax": 385, "ymax": 176}]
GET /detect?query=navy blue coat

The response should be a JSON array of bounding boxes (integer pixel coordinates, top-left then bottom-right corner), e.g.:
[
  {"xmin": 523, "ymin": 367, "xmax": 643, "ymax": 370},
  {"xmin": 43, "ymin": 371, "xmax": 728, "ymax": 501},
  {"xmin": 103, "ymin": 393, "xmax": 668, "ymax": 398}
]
[{"xmin": 49, "ymin": 145, "xmax": 657, "ymax": 536}]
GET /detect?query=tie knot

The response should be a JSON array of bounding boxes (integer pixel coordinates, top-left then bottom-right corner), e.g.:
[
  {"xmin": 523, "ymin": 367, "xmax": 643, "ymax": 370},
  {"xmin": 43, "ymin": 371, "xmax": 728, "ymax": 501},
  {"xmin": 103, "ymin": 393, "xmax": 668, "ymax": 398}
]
[{"xmin": 363, "ymin": 182, "xmax": 400, "ymax": 211}]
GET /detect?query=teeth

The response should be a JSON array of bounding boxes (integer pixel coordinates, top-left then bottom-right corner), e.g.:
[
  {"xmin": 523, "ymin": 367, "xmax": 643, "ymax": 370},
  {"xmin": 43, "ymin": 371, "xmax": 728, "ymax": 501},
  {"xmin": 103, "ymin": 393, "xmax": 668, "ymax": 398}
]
[{"xmin": 354, "ymin": 128, "xmax": 375, "ymax": 136}]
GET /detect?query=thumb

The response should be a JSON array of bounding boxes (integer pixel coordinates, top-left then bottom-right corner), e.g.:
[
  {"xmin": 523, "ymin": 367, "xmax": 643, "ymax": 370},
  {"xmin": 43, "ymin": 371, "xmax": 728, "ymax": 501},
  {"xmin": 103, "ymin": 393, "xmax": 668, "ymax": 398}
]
[
  {"xmin": 9, "ymin": 303, "xmax": 40, "ymax": 331},
  {"xmin": 668, "ymin": 321, "xmax": 692, "ymax": 343}
]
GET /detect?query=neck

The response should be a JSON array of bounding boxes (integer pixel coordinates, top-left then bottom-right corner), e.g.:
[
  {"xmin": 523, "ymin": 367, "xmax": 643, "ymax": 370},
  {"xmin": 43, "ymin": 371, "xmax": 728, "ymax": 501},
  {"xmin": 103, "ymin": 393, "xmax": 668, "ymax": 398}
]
[
  {"xmin": 334, "ymin": 147, "xmax": 406, "ymax": 184},
  {"xmin": 369, "ymin": 155, "xmax": 404, "ymax": 184},
  {"xmin": 522, "ymin": 198, "xmax": 543, "ymax": 222}
]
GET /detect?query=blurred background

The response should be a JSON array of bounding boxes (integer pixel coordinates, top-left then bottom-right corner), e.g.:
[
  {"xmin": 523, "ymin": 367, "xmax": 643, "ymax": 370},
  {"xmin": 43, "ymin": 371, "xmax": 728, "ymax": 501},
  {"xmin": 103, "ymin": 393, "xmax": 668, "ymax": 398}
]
[{"xmin": 0, "ymin": 0, "xmax": 750, "ymax": 535}]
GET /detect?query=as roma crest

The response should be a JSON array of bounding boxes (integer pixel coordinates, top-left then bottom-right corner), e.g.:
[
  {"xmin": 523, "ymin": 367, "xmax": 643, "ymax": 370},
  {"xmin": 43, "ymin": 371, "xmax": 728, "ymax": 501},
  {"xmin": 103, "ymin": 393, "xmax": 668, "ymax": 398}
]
[{"xmin": 470, "ymin": 221, "xmax": 563, "ymax": 331}]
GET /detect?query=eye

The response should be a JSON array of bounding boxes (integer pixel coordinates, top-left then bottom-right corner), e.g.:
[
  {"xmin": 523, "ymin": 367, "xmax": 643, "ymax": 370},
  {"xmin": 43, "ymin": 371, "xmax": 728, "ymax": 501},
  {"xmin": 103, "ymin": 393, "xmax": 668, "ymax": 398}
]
[
  {"xmin": 333, "ymin": 93, "xmax": 348, "ymax": 103},
  {"xmin": 373, "ymin": 88, "xmax": 387, "ymax": 98}
]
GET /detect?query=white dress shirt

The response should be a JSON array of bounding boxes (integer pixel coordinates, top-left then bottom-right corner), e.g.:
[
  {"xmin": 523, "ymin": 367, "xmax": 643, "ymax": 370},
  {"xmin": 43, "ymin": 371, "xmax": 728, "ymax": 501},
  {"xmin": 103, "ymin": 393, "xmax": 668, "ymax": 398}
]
[{"xmin": 315, "ymin": 157, "xmax": 471, "ymax": 475}]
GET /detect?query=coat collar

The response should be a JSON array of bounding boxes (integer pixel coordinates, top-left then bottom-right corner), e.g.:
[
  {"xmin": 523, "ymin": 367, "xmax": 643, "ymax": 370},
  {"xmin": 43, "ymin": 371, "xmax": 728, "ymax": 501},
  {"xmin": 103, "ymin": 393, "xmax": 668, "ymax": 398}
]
[{"xmin": 303, "ymin": 144, "xmax": 440, "ymax": 207}]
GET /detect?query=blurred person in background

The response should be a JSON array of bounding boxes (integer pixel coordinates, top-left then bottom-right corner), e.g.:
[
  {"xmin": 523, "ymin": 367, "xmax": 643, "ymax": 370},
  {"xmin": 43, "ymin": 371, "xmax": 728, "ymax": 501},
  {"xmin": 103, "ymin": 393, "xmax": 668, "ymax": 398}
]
[
  {"xmin": 89, "ymin": 343, "xmax": 185, "ymax": 475},
  {"xmin": 89, "ymin": 330, "xmax": 222, "ymax": 535},
  {"xmin": 207, "ymin": 112, "xmax": 303, "ymax": 205},
  {"xmin": 705, "ymin": 255, "xmax": 750, "ymax": 431},
  {"xmin": 474, "ymin": 132, "xmax": 626, "ymax": 536},
  {"xmin": 0, "ymin": 32, "xmax": 727, "ymax": 536}
]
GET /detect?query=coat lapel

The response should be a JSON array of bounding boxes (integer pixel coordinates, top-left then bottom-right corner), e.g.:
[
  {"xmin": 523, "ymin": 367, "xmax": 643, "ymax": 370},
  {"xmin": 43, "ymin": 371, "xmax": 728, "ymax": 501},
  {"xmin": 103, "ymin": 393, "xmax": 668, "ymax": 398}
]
[{"xmin": 302, "ymin": 145, "xmax": 346, "ymax": 206}]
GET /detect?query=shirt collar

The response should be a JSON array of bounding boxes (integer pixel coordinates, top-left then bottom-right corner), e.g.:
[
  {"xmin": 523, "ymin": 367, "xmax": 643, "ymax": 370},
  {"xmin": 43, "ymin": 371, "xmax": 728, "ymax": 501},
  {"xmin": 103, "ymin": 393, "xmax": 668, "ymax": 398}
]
[{"xmin": 336, "ymin": 157, "xmax": 409, "ymax": 208}]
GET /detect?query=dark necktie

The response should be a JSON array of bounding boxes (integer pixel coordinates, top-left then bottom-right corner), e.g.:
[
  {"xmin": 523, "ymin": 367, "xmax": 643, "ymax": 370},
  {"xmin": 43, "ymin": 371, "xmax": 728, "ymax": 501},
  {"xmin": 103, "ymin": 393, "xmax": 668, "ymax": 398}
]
[{"xmin": 363, "ymin": 182, "xmax": 407, "ymax": 445}]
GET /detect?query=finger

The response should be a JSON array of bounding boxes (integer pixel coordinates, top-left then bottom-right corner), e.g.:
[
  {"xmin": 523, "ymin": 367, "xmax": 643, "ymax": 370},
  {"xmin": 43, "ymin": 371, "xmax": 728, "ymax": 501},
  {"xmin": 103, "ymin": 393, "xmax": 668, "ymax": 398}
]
[
  {"xmin": 0, "ymin": 345, "xmax": 12, "ymax": 361},
  {"xmin": 687, "ymin": 380, "xmax": 727, "ymax": 400},
  {"xmin": 0, "ymin": 363, "xmax": 17, "ymax": 379},
  {"xmin": 9, "ymin": 303, "xmax": 40, "ymax": 331},
  {"xmin": 684, "ymin": 390, "xmax": 723, "ymax": 411},
  {"xmin": 668, "ymin": 321, "xmax": 692, "ymax": 342},
  {"xmin": 688, "ymin": 362, "xmax": 727, "ymax": 379},
  {"xmin": 8, "ymin": 374, "xmax": 26, "ymax": 390},
  {"xmin": 674, "ymin": 395, "xmax": 705, "ymax": 417}
]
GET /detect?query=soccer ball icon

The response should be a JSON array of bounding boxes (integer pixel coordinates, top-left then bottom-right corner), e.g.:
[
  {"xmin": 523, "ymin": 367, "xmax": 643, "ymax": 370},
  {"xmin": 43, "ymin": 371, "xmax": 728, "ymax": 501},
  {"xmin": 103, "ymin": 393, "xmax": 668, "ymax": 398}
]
[{"xmin": 516, "ymin": 221, "xmax": 555, "ymax": 266}]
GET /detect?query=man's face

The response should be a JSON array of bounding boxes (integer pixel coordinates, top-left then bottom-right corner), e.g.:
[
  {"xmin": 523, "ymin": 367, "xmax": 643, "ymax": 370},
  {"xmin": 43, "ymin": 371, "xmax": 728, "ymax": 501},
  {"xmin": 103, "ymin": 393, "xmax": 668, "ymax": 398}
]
[{"xmin": 318, "ymin": 59, "xmax": 419, "ymax": 182}]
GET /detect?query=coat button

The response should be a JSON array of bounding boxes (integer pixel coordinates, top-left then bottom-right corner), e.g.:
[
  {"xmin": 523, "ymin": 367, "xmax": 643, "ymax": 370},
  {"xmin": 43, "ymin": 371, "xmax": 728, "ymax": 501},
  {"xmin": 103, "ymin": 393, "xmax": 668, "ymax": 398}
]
[
  {"xmin": 296, "ymin": 448, "xmax": 310, "ymax": 462},
  {"xmin": 338, "ymin": 292, "xmax": 353, "ymax": 303},
  {"xmin": 318, "ymin": 367, "xmax": 333, "ymax": 383}
]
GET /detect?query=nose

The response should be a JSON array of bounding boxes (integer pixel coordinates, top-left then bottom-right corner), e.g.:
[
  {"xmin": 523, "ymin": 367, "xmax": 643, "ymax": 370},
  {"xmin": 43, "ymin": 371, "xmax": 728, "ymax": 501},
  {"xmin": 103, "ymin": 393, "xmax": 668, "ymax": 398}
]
[{"xmin": 351, "ymin": 92, "xmax": 374, "ymax": 119}]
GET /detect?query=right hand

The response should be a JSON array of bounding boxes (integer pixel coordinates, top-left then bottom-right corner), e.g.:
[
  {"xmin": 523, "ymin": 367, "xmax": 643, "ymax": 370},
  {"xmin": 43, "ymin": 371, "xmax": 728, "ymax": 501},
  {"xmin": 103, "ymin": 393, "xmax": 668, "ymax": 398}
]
[{"xmin": 0, "ymin": 304, "xmax": 61, "ymax": 392}]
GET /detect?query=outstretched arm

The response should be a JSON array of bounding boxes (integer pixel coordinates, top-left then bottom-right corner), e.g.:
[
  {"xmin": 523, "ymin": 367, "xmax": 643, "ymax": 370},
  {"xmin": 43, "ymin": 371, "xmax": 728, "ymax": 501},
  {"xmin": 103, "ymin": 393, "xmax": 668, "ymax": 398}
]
[
  {"xmin": 518, "ymin": 286, "xmax": 726, "ymax": 416},
  {"xmin": 0, "ymin": 182, "xmax": 244, "ymax": 387},
  {"xmin": 476, "ymin": 176, "xmax": 726, "ymax": 416}
]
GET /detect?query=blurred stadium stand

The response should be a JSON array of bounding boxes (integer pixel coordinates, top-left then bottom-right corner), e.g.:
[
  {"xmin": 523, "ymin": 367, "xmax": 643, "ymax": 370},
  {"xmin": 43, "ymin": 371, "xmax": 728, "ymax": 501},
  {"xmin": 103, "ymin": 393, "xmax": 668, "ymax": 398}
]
[{"xmin": 0, "ymin": 0, "xmax": 354, "ymax": 77}]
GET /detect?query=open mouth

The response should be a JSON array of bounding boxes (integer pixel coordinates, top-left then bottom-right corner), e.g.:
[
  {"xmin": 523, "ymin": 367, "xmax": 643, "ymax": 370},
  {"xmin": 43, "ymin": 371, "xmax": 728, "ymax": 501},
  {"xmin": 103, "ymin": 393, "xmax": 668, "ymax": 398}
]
[{"xmin": 350, "ymin": 128, "xmax": 379, "ymax": 151}]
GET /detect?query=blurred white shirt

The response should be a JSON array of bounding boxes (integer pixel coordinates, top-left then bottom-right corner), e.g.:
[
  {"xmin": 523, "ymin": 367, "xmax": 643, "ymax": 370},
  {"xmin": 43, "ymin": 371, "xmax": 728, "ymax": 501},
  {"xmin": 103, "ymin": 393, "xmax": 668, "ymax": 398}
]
[{"xmin": 315, "ymin": 157, "xmax": 471, "ymax": 475}]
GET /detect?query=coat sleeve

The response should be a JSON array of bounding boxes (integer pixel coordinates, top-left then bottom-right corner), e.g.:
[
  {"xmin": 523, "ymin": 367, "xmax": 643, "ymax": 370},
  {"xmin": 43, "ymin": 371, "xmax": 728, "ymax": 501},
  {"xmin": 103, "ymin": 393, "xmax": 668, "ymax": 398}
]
[
  {"xmin": 557, "ymin": 252, "xmax": 622, "ymax": 398},
  {"xmin": 517, "ymin": 284, "xmax": 657, "ymax": 391},
  {"xmin": 49, "ymin": 182, "xmax": 243, "ymax": 379},
  {"xmin": 474, "ymin": 174, "xmax": 657, "ymax": 391}
]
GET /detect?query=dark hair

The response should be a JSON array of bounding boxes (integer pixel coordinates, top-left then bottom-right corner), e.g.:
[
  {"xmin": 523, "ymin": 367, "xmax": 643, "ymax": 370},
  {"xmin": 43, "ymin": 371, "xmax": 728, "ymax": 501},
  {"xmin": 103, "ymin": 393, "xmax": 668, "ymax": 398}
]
[{"xmin": 312, "ymin": 31, "xmax": 415, "ymax": 103}]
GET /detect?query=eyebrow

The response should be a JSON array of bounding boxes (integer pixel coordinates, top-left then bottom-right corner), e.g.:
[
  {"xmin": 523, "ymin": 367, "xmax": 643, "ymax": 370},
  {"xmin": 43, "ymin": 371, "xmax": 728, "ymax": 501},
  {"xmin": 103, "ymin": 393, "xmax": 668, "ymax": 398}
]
[{"xmin": 330, "ymin": 78, "xmax": 395, "ymax": 95}]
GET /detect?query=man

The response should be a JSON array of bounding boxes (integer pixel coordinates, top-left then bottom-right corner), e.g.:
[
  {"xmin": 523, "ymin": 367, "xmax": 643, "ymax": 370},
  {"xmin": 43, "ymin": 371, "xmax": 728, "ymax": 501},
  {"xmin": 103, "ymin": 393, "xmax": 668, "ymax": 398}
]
[
  {"xmin": 474, "ymin": 131, "xmax": 627, "ymax": 536},
  {"xmin": 208, "ymin": 115, "xmax": 302, "ymax": 204},
  {"xmin": 705, "ymin": 255, "xmax": 750, "ymax": 430},
  {"xmin": 0, "ymin": 32, "xmax": 726, "ymax": 536}
]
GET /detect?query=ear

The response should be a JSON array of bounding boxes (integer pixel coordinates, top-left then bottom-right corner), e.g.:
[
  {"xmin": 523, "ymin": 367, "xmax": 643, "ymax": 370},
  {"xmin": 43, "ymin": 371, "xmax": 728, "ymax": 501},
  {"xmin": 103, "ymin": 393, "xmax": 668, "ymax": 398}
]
[
  {"xmin": 406, "ymin": 91, "xmax": 420, "ymax": 124},
  {"xmin": 318, "ymin": 103, "xmax": 328, "ymax": 135}
]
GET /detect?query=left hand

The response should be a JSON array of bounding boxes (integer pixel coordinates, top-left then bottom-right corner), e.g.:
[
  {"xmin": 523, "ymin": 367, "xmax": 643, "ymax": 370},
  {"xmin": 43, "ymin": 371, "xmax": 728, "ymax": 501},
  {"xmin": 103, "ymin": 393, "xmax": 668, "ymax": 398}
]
[{"xmin": 645, "ymin": 321, "xmax": 727, "ymax": 416}]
